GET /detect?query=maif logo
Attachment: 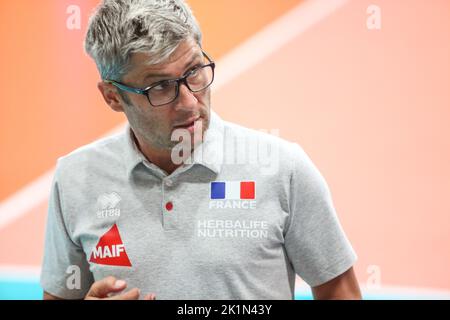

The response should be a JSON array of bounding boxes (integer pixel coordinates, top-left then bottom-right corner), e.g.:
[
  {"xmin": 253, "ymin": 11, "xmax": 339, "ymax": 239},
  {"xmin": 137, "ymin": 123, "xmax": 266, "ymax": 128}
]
[{"xmin": 89, "ymin": 224, "xmax": 132, "ymax": 267}]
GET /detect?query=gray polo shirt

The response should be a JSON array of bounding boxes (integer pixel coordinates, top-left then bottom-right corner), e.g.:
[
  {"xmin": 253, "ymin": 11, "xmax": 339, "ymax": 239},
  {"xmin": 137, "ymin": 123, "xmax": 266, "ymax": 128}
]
[{"xmin": 40, "ymin": 111, "xmax": 357, "ymax": 299}]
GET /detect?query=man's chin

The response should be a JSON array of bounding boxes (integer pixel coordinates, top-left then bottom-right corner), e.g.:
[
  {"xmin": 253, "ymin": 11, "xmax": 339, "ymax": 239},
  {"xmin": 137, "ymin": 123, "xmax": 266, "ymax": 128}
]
[
  {"xmin": 172, "ymin": 120, "xmax": 206, "ymax": 143},
  {"xmin": 168, "ymin": 128, "xmax": 206, "ymax": 161}
]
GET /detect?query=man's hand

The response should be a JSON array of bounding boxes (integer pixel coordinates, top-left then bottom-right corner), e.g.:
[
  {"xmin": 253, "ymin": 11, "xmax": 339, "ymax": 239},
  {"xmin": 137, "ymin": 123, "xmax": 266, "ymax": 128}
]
[
  {"xmin": 43, "ymin": 276, "xmax": 156, "ymax": 300},
  {"xmin": 85, "ymin": 276, "xmax": 156, "ymax": 300}
]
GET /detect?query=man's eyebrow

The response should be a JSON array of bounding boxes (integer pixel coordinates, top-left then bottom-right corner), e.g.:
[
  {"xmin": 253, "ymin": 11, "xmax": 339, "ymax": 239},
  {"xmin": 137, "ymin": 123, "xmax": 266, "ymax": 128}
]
[{"xmin": 143, "ymin": 53, "xmax": 203, "ymax": 83}]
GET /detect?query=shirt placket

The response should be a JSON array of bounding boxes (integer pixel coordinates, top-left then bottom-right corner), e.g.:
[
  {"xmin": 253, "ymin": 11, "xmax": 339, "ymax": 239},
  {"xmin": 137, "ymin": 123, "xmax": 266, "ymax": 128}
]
[{"xmin": 161, "ymin": 177, "xmax": 178, "ymax": 230}]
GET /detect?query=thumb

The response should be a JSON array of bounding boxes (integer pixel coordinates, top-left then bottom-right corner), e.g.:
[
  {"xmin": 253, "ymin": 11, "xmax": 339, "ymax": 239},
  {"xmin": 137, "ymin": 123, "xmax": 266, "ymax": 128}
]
[{"xmin": 86, "ymin": 276, "xmax": 127, "ymax": 298}]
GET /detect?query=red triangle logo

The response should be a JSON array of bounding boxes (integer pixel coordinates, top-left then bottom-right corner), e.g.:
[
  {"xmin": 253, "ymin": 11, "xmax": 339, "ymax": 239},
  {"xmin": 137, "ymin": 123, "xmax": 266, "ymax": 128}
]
[{"xmin": 89, "ymin": 224, "xmax": 132, "ymax": 267}]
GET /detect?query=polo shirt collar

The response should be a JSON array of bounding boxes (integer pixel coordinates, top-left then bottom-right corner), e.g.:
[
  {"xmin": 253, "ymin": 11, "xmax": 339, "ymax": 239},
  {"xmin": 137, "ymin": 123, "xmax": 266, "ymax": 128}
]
[
  {"xmin": 123, "ymin": 110, "xmax": 224, "ymax": 178},
  {"xmin": 188, "ymin": 110, "xmax": 224, "ymax": 174},
  {"xmin": 123, "ymin": 124, "xmax": 146, "ymax": 178}
]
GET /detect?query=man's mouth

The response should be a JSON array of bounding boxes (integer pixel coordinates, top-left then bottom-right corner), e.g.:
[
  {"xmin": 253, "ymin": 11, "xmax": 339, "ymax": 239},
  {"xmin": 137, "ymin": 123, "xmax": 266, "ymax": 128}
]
[{"xmin": 173, "ymin": 116, "xmax": 201, "ymax": 132}]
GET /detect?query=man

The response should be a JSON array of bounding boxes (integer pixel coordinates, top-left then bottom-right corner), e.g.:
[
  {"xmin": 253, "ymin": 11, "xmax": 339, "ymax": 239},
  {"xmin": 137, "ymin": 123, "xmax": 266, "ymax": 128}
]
[{"xmin": 41, "ymin": 0, "xmax": 361, "ymax": 300}]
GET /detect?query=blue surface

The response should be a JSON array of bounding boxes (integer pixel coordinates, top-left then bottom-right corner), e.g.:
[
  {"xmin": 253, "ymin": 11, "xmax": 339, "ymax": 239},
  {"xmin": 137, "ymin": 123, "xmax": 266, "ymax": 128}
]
[
  {"xmin": 0, "ymin": 278, "xmax": 43, "ymax": 300},
  {"xmin": 0, "ymin": 278, "xmax": 315, "ymax": 300},
  {"xmin": 1, "ymin": 278, "xmax": 448, "ymax": 300}
]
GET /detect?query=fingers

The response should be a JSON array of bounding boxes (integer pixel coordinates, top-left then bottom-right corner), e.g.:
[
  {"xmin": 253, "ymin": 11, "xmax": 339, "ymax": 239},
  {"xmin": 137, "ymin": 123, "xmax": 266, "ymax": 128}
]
[
  {"xmin": 106, "ymin": 287, "xmax": 141, "ymax": 300},
  {"xmin": 86, "ymin": 276, "xmax": 127, "ymax": 299},
  {"xmin": 85, "ymin": 276, "xmax": 156, "ymax": 300},
  {"xmin": 143, "ymin": 293, "xmax": 156, "ymax": 300}
]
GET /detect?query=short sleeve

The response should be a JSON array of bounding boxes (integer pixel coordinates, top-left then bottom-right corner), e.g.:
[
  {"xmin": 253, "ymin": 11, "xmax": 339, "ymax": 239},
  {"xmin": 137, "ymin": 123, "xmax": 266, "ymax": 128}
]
[
  {"xmin": 284, "ymin": 143, "xmax": 357, "ymax": 287},
  {"xmin": 40, "ymin": 162, "xmax": 94, "ymax": 299}
]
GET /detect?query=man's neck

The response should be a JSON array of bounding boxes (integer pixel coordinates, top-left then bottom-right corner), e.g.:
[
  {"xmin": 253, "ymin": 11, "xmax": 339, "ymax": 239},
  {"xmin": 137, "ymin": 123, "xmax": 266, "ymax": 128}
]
[
  {"xmin": 131, "ymin": 130, "xmax": 181, "ymax": 176},
  {"xmin": 144, "ymin": 151, "xmax": 180, "ymax": 176}
]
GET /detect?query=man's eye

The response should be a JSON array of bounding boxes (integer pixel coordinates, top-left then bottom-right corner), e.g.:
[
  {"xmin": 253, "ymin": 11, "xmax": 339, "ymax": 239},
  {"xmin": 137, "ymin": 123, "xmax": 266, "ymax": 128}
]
[
  {"xmin": 153, "ymin": 81, "xmax": 171, "ymax": 91},
  {"xmin": 188, "ymin": 66, "xmax": 201, "ymax": 77}
]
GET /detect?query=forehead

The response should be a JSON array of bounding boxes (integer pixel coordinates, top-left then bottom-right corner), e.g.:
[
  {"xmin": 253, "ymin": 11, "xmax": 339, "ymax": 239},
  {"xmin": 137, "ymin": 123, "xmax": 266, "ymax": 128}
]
[{"xmin": 127, "ymin": 39, "xmax": 203, "ymax": 82}]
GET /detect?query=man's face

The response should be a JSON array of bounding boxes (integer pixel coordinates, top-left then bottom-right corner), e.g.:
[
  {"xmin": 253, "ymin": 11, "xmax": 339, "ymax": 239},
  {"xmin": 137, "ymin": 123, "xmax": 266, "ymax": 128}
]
[{"xmin": 119, "ymin": 38, "xmax": 211, "ymax": 152}]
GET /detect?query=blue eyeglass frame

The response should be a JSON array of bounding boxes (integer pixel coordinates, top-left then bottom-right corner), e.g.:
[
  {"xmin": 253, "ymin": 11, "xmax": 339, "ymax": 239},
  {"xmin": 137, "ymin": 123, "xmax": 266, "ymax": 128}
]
[{"xmin": 104, "ymin": 50, "xmax": 215, "ymax": 107}]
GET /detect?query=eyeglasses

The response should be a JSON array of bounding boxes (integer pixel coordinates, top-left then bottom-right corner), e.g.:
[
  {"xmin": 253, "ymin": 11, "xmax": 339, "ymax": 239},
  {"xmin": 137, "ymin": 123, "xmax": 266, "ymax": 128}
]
[{"xmin": 104, "ymin": 51, "xmax": 215, "ymax": 107}]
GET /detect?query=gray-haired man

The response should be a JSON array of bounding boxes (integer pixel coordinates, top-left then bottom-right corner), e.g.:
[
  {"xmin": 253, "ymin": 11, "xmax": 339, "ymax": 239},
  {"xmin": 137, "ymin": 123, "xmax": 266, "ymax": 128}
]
[{"xmin": 41, "ymin": 0, "xmax": 361, "ymax": 300}]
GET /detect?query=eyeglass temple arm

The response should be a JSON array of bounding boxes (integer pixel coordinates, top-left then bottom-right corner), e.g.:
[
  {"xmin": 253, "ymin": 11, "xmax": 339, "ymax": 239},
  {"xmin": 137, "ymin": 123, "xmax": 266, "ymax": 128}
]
[
  {"xmin": 202, "ymin": 50, "xmax": 214, "ymax": 64},
  {"xmin": 104, "ymin": 79, "xmax": 146, "ymax": 95}
]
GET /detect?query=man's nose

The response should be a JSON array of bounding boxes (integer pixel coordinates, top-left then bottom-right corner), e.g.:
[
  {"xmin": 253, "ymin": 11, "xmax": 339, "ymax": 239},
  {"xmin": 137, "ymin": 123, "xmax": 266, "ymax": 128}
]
[{"xmin": 173, "ymin": 83, "xmax": 198, "ymax": 111}]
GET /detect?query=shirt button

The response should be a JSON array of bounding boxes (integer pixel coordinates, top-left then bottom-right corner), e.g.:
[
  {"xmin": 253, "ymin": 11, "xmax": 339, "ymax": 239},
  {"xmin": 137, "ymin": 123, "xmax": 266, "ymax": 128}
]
[
  {"xmin": 165, "ymin": 201, "xmax": 173, "ymax": 211},
  {"xmin": 165, "ymin": 179, "xmax": 173, "ymax": 187}
]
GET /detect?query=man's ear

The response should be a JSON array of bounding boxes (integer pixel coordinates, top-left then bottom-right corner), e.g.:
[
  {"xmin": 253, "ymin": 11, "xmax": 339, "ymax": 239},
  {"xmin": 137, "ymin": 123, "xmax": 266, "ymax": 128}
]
[{"xmin": 97, "ymin": 81, "xmax": 125, "ymax": 112}]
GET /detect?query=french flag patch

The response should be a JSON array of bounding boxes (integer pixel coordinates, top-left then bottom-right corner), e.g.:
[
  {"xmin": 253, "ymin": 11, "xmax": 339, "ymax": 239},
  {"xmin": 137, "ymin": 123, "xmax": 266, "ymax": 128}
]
[{"xmin": 210, "ymin": 181, "xmax": 255, "ymax": 200}]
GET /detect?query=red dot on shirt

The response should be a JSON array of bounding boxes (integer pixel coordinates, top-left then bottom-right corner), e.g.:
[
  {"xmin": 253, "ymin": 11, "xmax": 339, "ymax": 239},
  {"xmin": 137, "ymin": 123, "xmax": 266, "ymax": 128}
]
[{"xmin": 165, "ymin": 201, "xmax": 173, "ymax": 211}]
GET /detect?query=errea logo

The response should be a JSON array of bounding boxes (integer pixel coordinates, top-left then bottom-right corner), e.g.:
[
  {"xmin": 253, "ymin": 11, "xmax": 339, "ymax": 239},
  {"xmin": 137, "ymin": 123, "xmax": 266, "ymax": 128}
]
[{"xmin": 96, "ymin": 192, "xmax": 121, "ymax": 219}]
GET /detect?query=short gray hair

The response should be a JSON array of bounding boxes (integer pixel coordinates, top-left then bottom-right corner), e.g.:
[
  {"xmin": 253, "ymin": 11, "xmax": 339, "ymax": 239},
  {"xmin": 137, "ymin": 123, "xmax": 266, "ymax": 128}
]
[{"xmin": 84, "ymin": 0, "xmax": 202, "ymax": 81}]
